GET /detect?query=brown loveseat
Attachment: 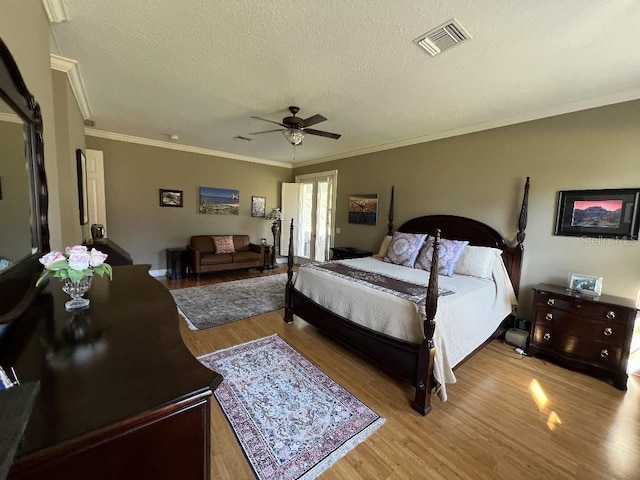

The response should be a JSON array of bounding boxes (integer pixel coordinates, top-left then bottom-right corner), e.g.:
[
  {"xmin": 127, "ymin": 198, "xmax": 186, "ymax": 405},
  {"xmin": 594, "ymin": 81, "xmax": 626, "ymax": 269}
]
[{"xmin": 187, "ymin": 235, "xmax": 265, "ymax": 279}]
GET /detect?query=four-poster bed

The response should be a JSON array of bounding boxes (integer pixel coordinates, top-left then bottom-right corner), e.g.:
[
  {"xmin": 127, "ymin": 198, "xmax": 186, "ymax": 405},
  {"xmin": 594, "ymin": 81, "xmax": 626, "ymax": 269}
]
[{"xmin": 284, "ymin": 178, "xmax": 530, "ymax": 415}]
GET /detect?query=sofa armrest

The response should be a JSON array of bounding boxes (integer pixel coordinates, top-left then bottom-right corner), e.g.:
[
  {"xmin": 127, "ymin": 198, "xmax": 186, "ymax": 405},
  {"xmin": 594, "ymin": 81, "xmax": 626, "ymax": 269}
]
[
  {"xmin": 186, "ymin": 244, "xmax": 202, "ymax": 273},
  {"xmin": 249, "ymin": 243, "xmax": 265, "ymax": 255}
]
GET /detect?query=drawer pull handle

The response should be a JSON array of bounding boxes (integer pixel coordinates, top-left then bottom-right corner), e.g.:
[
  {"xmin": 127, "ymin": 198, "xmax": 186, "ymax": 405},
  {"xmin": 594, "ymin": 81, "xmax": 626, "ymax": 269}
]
[
  {"xmin": 543, "ymin": 332, "xmax": 551, "ymax": 341},
  {"xmin": 600, "ymin": 349, "xmax": 609, "ymax": 358},
  {"xmin": 547, "ymin": 299, "xmax": 555, "ymax": 306},
  {"xmin": 604, "ymin": 327, "xmax": 613, "ymax": 336},
  {"xmin": 545, "ymin": 313, "xmax": 553, "ymax": 321},
  {"xmin": 606, "ymin": 311, "xmax": 616, "ymax": 320}
]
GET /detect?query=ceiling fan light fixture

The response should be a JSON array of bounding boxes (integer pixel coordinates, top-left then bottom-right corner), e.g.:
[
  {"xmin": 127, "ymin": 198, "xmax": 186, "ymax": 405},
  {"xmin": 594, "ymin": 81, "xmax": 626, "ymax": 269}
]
[{"xmin": 282, "ymin": 128, "xmax": 304, "ymax": 145}]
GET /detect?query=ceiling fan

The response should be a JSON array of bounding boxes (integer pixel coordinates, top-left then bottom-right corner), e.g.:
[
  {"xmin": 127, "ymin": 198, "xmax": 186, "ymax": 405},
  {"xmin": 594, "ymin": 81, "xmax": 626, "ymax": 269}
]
[{"xmin": 250, "ymin": 106, "xmax": 341, "ymax": 145}]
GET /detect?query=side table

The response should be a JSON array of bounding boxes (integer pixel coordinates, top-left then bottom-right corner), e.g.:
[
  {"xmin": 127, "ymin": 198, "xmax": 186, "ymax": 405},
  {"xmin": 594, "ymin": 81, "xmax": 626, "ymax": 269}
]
[
  {"xmin": 528, "ymin": 283, "xmax": 638, "ymax": 389},
  {"xmin": 166, "ymin": 247, "xmax": 187, "ymax": 280},
  {"xmin": 262, "ymin": 245, "xmax": 275, "ymax": 269},
  {"xmin": 330, "ymin": 247, "xmax": 373, "ymax": 260}
]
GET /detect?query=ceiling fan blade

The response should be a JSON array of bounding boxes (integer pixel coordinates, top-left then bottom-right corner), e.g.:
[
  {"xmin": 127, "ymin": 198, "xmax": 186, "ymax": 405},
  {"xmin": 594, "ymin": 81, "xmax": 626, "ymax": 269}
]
[
  {"xmin": 302, "ymin": 114, "xmax": 327, "ymax": 127},
  {"xmin": 304, "ymin": 128, "xmax": 341, "ymax": 140},
  {"xmin": 251, "ymin": 116, "xmax": 287, "ymax": 128},
  {"xmin": 249, "ymin": 128, "xmax": 285, "ymax": 135}
]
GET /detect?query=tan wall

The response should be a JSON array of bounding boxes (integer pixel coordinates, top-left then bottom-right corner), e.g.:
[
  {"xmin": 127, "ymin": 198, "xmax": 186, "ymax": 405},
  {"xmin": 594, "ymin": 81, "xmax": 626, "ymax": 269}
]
[
  {"xmin": 295, "ymin": 100, "xmax": 640, "ymax": 318},
  {"xmin": 86, "ymin": 136, "xmax": 292, "ymax": 270},
  {"xmin": 52, "ymin": 70, "xmax": 86, "ymax": 247}
]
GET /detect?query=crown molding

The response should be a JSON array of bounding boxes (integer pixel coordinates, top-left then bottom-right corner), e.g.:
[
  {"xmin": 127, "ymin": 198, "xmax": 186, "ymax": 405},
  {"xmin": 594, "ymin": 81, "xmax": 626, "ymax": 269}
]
[
  {"xmin": 84, "ymin": 128, "xmax": 293, "ymax": 169},
  {"xmin": 42, "ymin": 0, "xmax": 68, "ymax": 23},
  {"xmin": 50, "ymin": 54, "xmax": 92, "ymax": 120}
]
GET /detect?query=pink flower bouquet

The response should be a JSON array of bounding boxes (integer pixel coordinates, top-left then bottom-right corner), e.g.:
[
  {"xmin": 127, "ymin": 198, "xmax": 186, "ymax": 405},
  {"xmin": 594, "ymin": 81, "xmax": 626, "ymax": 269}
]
[{"xmin": 36, "ymin": 245, "xmax": 113, "ymax": 287}]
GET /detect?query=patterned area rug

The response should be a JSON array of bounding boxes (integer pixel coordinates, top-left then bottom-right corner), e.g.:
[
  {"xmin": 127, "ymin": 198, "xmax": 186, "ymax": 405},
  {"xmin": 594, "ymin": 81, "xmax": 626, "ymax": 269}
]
[
  {"xmin": 170, "ymin": 274, "xmax": 287, "ymax": 330},
  {"xmin": 199, "ymin": 335, "xmax": 385, "ymax": 480}
]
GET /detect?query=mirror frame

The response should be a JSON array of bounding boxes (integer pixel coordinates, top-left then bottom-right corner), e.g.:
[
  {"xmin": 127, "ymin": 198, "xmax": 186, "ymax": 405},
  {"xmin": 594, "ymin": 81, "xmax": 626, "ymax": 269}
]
[{"xmin": 0, "ymin": 37, "xmax": 50, "ymax": 323}]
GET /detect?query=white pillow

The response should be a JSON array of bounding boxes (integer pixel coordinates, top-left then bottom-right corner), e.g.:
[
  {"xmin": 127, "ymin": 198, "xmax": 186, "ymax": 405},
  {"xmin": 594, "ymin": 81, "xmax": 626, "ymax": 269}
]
[
  {"xmin": 453, "ymin": 246, "xmax": 502, "ymax": 279},
  {"xmin": 374, "ymin": 235, "xmax": 393, "ymax": 258}
]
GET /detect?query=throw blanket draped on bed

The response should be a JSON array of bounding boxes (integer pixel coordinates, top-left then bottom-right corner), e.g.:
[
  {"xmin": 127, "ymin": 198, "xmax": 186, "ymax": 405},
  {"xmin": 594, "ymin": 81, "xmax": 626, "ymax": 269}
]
[
  {"xmin": 306, "ymin": 261, "xmax": 454, "ymax": 305},
  {"xmin": 294, "ymin": 256, "xmax": 517, "ymax": 401}
]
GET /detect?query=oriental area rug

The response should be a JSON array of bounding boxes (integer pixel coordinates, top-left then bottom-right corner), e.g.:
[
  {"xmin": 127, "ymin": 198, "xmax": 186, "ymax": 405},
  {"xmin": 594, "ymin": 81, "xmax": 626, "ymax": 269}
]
[
  {"xmin": 198, "ymin": 335, "xmax": 385, "ymax": 480},
  {"xmin": 170, "ymin": 274, "xmax": 287, "ymax": 330}
]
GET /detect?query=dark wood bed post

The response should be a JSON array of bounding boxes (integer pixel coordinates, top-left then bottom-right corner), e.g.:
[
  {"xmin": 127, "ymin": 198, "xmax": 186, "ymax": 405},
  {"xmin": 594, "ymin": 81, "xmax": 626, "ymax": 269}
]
[
  {"xmin": 511, "ymin": 176, "xmax": 530, "ymax": 298},
  {"xmin": 387, "ymin": 185, "xmax": 395, "ymax": 236},
  {"xmin": 412, "ymin": 229, "xmax": 440, "ymax": 415},
  {"xmin": 284, "ymin": 219, "xmax": 295, "ymax": 324}
]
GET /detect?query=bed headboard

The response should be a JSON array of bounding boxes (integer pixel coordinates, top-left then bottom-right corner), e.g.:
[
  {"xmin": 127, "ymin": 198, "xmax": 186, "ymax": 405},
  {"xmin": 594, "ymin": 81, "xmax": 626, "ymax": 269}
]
[{"xmin": 394, "ymin": 178, "xmax": 530, "ymax": 297}]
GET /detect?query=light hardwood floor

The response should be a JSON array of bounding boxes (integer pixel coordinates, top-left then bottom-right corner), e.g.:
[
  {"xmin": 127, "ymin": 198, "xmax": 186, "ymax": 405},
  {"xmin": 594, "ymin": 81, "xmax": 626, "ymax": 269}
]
[{"xmin": 158, "ymin": 268, "xmax": 640, "ymax": 480}]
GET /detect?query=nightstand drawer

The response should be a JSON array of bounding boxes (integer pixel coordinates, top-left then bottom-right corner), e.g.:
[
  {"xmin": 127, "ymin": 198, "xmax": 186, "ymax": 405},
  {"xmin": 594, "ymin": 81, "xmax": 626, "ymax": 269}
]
[
  {"xmin": 534, "ymin": 307, "xmax": 628, "ymax": 345},
  {"xmin": 531, "ymin": 330, "xmax": 622, "ymax": 368},
  {"xmin": 536, "ymin": 292, "xmax": 629, "ymax": 324}
]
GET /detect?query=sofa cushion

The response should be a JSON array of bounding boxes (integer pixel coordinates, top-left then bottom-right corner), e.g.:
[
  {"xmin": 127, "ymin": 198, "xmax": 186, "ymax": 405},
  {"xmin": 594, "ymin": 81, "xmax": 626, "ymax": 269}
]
[
  {"xmin": 232, "ymin": 251, "xmax": 261, "ymax": 263},
  {"xmin": 201, "ymin": 253, "xmax": 233, "ymax": 265},
  {"xmin": 191, "ymin": 235, "xmax": 215, "ymax": 253},
  {"xmin": 233, "ymin": 235, "xmax": 251, "ymax": 252}
]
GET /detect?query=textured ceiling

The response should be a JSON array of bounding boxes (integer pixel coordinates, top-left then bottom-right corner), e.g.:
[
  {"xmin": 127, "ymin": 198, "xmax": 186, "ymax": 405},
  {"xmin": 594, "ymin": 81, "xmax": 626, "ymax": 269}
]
[{"xmin": 47, "ymin": 0, "xmax": 640, "ymax": 166}]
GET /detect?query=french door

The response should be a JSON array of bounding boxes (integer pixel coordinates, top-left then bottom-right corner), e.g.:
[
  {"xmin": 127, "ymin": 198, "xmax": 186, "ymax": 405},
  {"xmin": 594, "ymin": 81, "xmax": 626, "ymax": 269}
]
[{"xmin": 281, "ymin": 170, "xmax": 337, "ymax": 263}]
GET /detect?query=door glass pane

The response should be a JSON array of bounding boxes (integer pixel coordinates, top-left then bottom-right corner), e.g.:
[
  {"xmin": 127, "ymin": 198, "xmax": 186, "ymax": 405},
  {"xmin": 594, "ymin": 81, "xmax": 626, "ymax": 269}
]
[
  {"xmin": 314, "ymin": 180, "xmax": 329, "ymax": 262},
  {"xmin": 299, "ymin": 183, "xmax": 314, "ymax": 259}
]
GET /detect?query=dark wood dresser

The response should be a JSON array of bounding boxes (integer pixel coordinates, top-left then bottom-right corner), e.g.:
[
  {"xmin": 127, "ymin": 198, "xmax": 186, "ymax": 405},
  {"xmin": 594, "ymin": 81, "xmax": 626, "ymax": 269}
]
[
  {"xmin": 528, "ymin": 283, "xmax": 638, "ymax": 389},
  {"xmin": 0, "ymin": 265, "xmax": 222, "ymax": 479}
]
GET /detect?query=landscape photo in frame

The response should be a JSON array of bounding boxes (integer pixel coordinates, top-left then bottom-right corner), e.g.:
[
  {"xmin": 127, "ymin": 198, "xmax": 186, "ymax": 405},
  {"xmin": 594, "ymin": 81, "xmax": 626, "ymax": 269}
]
[
  {"xmin": 199, "ymin": 187, "xmax": 239, "ymax": 215},
  {"xmin": 348, "ymin": 194, "xmax": 378, "ymax": 225},
  {"xmin": 555, "ymin": 188, "xmax": 640, "ymax": 239}
]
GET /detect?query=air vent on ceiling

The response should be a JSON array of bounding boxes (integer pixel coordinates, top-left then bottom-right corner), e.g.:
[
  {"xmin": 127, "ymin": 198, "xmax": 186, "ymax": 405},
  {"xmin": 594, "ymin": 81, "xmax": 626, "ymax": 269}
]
[
  {"xmin": 84, "ymin": 119, "xmax": 95, "ymax": 127},
  {"xmin": 414, "ymin": 18, "xmax": 472, "ymax": 57}
]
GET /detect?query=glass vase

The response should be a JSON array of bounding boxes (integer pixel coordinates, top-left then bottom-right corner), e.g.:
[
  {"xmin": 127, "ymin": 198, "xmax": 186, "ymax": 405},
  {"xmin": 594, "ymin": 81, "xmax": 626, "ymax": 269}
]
[{"xmin": 62, "ymin": 275, "xmax": 93, "ymax": 310}]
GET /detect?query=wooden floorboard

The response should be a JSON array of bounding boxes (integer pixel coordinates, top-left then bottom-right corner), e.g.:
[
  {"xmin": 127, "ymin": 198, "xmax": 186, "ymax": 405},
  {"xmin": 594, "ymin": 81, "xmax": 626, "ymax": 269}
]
[{"xmin": 157, "ymin": 267, "xmax": 640, "ymax": 480}]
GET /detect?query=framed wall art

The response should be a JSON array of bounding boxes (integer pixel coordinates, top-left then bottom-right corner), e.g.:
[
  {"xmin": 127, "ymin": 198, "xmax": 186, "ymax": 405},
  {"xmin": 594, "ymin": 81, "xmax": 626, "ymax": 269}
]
[
  {"xmin": 567, "ymin": 273, "xmax": 602, "ymax": 296},
  {"xmin": 159, "ymin": 189, "xmax": 183, "ymax": 207},
  {"xmin": 251, "ymin": 196, "xmax": 266, "ymax": 217},
  {"xmin": 76, "ymin": 149, "xmax": 89, "ymax": 225},
  {"xmin": 348, "ymin": 194, "xmax": 378, "ymax": 225},
  {"xmin": 199, "ymin": 187, "xmax": 239, "ymax": 215},
  {"xmin": 555, "ymin": 188, "xmax": 640, "ymax": 239}
]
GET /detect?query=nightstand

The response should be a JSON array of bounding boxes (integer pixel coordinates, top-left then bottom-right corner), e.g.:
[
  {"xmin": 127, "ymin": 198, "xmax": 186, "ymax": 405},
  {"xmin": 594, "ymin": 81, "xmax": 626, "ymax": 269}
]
[
  {"xmin": 528, "ymin": 283, "xmax": 638, "ymax": 390},
  {"xmin": 330, "ymin": 247, "xmax": 373, "ymax": 260}
]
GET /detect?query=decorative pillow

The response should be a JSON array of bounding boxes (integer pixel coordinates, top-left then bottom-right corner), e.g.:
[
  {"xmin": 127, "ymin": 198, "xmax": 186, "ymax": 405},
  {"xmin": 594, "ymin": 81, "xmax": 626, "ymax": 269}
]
[
  {"xmin": 414, "ymin": 238, "xmax": 469, "ymax": 276},
  {"xmin": 454, "ymin": 245, "xmax": 502, "ymax": 279},
  {"xmin": 383, "ymin": 232, "xmax": 427, "ymax": 267},
  {"xmin": 374, "ymin": 235, "xmax": 393, "ymax": 258},
  {"xmin": 213, "ymin": 235, "xmax": 235, "ymax": 254}
]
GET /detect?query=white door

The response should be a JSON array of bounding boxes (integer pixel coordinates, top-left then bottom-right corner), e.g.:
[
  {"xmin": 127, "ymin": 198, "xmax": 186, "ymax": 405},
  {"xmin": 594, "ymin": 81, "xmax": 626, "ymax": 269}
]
[
  {"xmin": 282, "ymin": 170, "xmax": 337, "ymax": 263},
  {"xmin": 85, "ymin": 149, "xmax": 107, "ymax": 237}
]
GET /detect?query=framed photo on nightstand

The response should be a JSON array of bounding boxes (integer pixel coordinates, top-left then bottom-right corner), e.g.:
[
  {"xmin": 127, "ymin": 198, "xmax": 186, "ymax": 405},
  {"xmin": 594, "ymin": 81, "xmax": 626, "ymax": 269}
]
[{"xmin": 567, "ymin": 273, "xmax": 602, "ymax": 296}]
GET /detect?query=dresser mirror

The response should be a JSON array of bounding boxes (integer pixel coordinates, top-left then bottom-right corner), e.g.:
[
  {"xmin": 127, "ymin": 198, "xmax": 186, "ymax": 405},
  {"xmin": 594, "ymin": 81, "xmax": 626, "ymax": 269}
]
[{"xmin": 0, "ymin": 37, "xmax": 49, "ymax": 324}]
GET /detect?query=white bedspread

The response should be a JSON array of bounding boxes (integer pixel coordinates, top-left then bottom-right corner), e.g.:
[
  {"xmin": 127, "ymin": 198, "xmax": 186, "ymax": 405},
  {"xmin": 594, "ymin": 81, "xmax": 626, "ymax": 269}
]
[{"xmin": 293, "ymin": 256, "xmax": 517, "ymax": 401}]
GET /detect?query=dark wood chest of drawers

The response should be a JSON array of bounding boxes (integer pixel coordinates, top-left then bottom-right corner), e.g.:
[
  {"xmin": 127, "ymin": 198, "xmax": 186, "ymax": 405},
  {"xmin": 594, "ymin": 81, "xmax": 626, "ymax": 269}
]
[{"xmin": 528, "ymin": 283, "xmax": 637, "ymax": 389}]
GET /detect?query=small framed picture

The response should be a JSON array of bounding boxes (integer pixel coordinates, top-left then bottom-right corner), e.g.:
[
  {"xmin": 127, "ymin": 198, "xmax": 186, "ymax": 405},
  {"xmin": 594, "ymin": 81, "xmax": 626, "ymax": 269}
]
[
  {"xmin": 251, "ymin": 196, "xmax": 266, "ymax": 217},
  {"xmin": 159, "ymin": 189, "xmax": 183, "ymax": 207},
  {"xmin": 567, "ymin": 273, "xmax": 602, "ymax": 296}
]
